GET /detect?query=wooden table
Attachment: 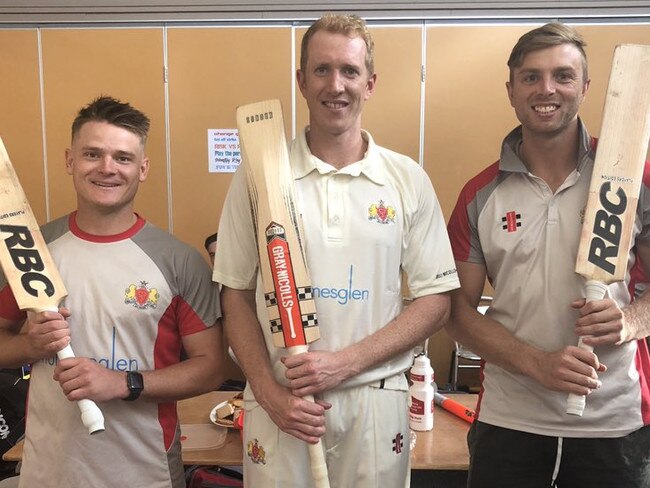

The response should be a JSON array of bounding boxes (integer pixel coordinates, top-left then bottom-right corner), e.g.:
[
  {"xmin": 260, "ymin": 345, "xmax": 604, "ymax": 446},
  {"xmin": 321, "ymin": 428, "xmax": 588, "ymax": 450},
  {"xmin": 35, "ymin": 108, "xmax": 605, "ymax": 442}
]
[
  {"xmin": 178, "ymin": 391, "xmax": 243, "ymax": 466},
  {"xmin": 2, "ymin": 391, "xmax": 243, "ymax": 466},
  {"xmin": 411, "ymin": 393, "xmax": 475, "ymax": 470},
  {"xmin": 3, "ymin": 391, "xmax": 476, "ymax": 471}
]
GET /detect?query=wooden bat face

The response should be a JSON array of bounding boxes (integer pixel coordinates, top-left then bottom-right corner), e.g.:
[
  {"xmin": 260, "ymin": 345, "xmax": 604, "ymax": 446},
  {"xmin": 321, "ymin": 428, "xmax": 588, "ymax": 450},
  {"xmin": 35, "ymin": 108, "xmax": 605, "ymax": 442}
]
[
  {"xmin": 0, "ymin": 138, "xmax": 105, "ymax": 434},
  {"xmin": 0, "ymin": 137, "xmax": 67, "ymax": 311},
  {"xmin": 236, "ymin": 99, "xmax": 320, "ymax": 349},
  {"xmin": 575, "ymin": 44, "xmax": 650, "ymax": 285}
]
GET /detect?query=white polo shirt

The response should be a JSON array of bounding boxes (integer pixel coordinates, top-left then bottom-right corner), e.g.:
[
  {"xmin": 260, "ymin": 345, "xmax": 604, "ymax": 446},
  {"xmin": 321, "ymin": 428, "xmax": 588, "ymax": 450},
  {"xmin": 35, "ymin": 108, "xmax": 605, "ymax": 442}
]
[{"xmin": 215, "ymin": 128, "xmax": 459, "ymax": 390}]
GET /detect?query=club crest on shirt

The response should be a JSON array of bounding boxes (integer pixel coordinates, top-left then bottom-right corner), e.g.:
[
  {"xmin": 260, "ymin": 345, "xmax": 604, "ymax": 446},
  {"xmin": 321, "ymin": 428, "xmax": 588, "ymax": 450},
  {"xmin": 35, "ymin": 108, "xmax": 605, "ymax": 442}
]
[
  {"xmin": 368, "ymin": 200, "xmax": 396, "ymax": 224},
  {"xmin": 124, "ymin": 281, "xmax": 159, "ymax": 310},
  {"xmin": 247, "ymin": 438, "xmax": 266, "ymax": 464}
]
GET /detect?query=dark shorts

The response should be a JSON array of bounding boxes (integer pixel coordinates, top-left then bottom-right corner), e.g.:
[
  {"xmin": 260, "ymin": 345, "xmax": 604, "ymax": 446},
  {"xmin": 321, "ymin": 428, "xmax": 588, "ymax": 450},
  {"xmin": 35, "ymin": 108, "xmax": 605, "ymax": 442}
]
[{"xmin": 467, "ymin": 420, "xmax": 650, "ymax": 488}]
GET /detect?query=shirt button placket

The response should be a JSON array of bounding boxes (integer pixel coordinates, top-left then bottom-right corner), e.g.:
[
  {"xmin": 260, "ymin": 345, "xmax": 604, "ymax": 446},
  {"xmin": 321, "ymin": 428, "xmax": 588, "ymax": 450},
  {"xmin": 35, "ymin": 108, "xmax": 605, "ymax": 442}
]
[{"xmin": 327, "ymin": 175, "xmax": 344, "ymax": 241}]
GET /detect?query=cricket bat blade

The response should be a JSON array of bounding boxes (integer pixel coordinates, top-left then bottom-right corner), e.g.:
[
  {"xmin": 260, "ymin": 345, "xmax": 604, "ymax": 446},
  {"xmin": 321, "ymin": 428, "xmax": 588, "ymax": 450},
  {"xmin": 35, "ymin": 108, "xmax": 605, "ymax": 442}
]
[
  {"xmin": 237, "ymin": 99, "xmax": 329, "ymax": 487},
  {"xmin": 568, "ymin": 44, "xmax": 650, "ymax": 416},
  {"xmin": 0, "ymin": 137, "xmax": 105, "ymax": 433}
]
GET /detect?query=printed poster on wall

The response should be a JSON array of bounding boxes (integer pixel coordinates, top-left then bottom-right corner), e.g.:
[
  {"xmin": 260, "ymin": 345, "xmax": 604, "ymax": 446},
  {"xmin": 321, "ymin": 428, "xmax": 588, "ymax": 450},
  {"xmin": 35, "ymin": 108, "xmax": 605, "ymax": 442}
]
[{"xmin": 208, "ymin": 129, "xmax": 240, "ymax": 173}]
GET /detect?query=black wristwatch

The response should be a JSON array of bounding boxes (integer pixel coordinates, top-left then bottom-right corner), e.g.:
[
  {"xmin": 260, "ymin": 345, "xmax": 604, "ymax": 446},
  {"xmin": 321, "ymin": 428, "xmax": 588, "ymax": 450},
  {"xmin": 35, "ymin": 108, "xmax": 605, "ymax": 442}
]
[{"xmin": 124, "ymin": 371, "xmax": 144, "ymax": 401}]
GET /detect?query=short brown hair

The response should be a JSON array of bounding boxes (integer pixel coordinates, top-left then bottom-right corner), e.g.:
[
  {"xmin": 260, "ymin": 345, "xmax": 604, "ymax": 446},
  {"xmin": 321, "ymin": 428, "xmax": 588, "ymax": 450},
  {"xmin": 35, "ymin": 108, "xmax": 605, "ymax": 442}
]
[
  {"xmin": 204, "ymin": 232, "xmax": 218, "ymax": 251},
  {"xmin": 508, "ymin": 22, "xmax": 588, "ymax": 82},
  {"xmin": 71, "ymin": 96, "xmax": 150, "ymax": 145},
  {"xmin": 300, "ymin": 14, "xmax": 375, "ymax": 75}
]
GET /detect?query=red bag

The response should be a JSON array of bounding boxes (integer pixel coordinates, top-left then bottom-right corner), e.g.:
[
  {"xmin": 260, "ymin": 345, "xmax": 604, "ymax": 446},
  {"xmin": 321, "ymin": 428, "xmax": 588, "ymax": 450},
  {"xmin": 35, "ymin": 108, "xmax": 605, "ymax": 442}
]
[{"xmin": 185, "ymin": 465, "xmax": 243, "ymax": 488}]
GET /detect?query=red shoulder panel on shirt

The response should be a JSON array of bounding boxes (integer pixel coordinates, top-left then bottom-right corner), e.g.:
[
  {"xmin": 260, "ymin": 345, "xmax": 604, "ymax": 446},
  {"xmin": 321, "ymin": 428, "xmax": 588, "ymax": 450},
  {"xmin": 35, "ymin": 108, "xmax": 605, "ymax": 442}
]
[
  {"xmin": 447, "ymin": 162, "xmax": 500, "ymax": 262},
  {"xmin": 0, "ymin": 284, "xmax": 26, "ymax": 321}
]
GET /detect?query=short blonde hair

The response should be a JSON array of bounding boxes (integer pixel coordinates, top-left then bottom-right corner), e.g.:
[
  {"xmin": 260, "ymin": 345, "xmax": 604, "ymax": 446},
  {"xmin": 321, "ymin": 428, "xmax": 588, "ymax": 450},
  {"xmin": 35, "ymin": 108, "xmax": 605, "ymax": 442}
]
[{"xmin": 300, "ymin": 14, "xmax": 375, "ymax": 75}]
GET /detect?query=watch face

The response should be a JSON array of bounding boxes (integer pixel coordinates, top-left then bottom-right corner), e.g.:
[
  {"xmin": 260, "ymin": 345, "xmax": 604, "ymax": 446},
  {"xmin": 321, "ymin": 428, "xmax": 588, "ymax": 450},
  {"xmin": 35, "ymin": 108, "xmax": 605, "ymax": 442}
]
[{"xmin": 128, "ymin": 372, "xmax": 144, "ymax": 390}]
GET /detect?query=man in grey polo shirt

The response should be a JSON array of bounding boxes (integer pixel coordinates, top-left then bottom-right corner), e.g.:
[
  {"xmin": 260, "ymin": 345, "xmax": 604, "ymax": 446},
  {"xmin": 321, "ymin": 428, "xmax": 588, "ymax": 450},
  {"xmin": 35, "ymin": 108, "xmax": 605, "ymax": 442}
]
[
  {"xmin": 0, "ymin": 96, "xmax": 224, "ymax": 488},
  {"xmin": 447, "ymin": 23, "xmax": 650, "ymax": 488}
]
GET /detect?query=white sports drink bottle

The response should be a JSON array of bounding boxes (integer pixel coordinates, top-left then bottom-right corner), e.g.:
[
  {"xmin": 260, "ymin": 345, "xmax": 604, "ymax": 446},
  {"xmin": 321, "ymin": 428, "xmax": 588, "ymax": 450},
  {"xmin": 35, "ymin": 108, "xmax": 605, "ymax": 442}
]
[{"xmin": 409, "ymin": 355, "xmax": 434, "ymax": 431}]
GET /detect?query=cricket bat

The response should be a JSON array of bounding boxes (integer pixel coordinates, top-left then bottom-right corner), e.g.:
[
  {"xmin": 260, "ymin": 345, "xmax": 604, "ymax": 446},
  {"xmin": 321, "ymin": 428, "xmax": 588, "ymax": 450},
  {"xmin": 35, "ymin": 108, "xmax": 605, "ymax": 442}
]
[
  {"xmin": 237, "ymin": 99, "xmax": 329, "ymax": 487},
  {"xmin": 0, "ymin": 137, "xmax": 105, "ymax": 434},
  {"xmin": 569, "ymin": 44, "xmax": 650, "ymax": 416},
  {"xmin": 434, "ymin": 392, "xmax": 475, "ymax": 424}
]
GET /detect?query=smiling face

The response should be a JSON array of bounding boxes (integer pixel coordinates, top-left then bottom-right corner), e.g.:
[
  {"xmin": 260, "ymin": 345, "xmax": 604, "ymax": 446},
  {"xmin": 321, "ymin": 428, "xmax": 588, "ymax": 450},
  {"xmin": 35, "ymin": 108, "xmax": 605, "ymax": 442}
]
[
  {"xmin": 65, "ymin": 120, "xmax": 149, "ymax": 218},
  {"xmin": 297, "ymin": 30, "xmax": 376, "ymax": 140},
  {"xmin": 506, "ymin": 43, "xmax": 590, "ymax": 138}
]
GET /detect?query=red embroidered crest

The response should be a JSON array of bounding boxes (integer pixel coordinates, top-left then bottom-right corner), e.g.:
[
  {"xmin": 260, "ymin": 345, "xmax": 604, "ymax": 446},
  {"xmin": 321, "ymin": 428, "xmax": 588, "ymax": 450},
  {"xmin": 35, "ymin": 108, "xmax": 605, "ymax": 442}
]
[
  {"xmin": 247, "ymin": 438, "xmax": 266, "ymax": 464},
  {"xmin": 368, "ymin": 200, "xmax": 396, "ymax": 224},
  {"xmin": 125, "ymin": 281, "xmax": 159, "ymax": 309}
]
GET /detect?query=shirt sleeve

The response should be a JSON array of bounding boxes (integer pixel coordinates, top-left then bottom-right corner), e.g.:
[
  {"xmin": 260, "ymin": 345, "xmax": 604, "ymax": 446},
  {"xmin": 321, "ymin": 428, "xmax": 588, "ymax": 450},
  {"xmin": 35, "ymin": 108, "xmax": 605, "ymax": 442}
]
[
  {"xmin": 0, "ymin": 284, "xmax": 25, "ymax": 322},
  {"xmin": 177, "ymin": 247, "xmax": 221, "ymax": 336},
  {"xmin": 402, "ymin": 166, "xmax": 460, "ymax": 298},
  {"xmin": 635, "ymin": 161, "xmax": 650, "ymax": 244},
  {"xmin": 447, "ymin": 163, "xmax": 500, "ymax": 265},
  {"xmin": 212, "ymin": 166, "xmax": 260, "ymax": 290}
]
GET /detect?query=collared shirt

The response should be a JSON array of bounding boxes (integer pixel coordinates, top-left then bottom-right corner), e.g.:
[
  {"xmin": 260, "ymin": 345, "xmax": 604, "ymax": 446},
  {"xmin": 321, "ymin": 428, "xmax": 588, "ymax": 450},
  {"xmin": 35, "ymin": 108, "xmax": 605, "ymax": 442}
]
[
  {"xmin": 215, "ymin": 127, "xmax": 459, "ymax": 390},
  {"xmin": 448, "ymin": 120, "xmax": 650, "ymax": 437}
]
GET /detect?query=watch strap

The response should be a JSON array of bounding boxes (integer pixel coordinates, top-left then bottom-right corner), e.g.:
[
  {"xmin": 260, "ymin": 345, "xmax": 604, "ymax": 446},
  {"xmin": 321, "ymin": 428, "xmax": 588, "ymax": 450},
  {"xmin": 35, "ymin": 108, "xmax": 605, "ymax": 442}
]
[{"xmin": 124, "ymin": 371, "xmax": 144, "ymax": 401}]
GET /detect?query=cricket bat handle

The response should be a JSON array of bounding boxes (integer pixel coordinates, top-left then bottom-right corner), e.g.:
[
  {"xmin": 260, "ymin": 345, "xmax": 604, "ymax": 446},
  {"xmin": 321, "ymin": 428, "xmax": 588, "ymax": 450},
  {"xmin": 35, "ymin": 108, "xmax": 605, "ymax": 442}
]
[
  {"xmin": 40, "ymin": 307, "xmax": 105, "ymax": 434},
  {"xmin": 566, "ymin": 280, "xmax": 608, "ymax": 417},
  {"xmin": 57, "ymin": 344, "xmax": 106, "ymax": 434},
  {"xmin": 286, "ymin": 345, "xmax": 330, "ymax": 488},
  {"xmin": 304, "ymin": 393, "xmax": 330, "ymax": 488}
]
